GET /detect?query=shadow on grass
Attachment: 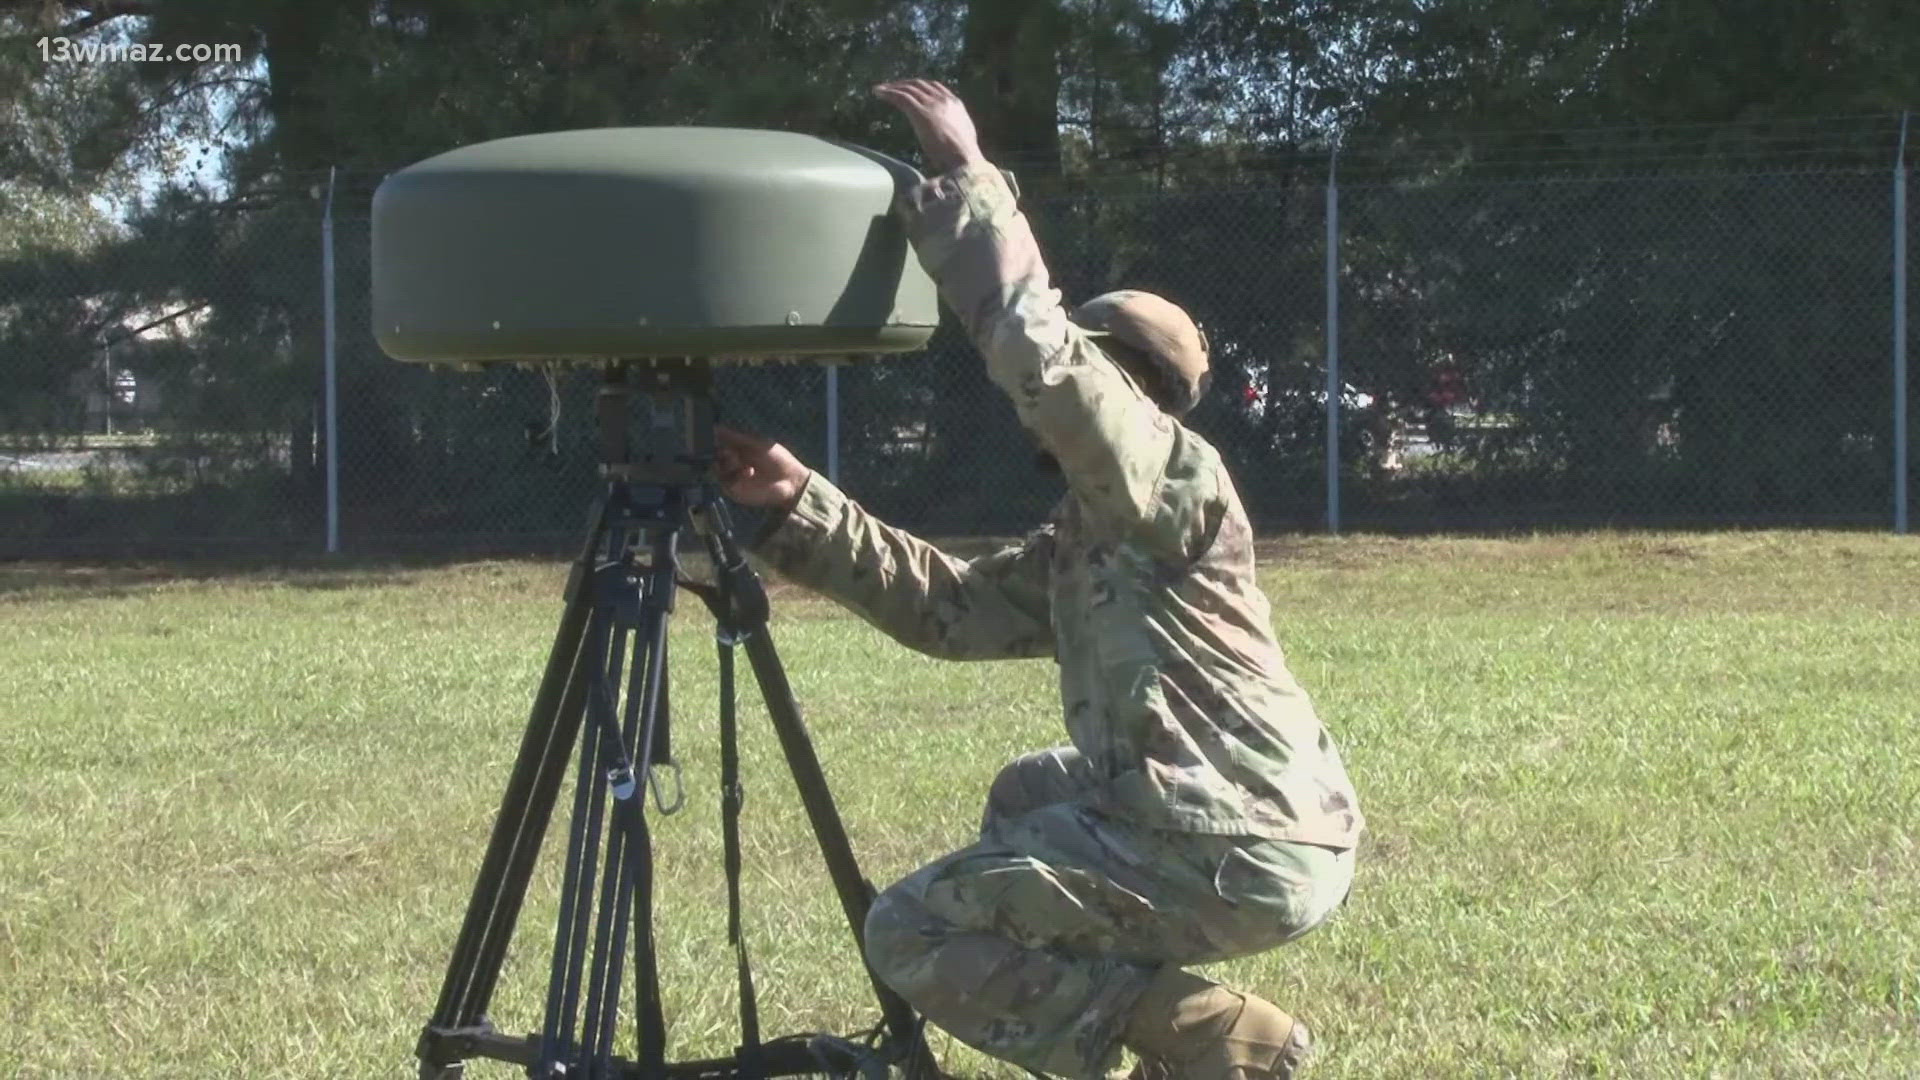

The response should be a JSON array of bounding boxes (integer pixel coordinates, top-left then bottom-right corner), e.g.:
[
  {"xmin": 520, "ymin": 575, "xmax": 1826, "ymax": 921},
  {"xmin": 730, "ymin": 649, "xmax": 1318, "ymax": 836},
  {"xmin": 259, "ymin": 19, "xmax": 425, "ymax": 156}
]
[
  {"xmin": 11, "ymin": 526, "xmax": 1906, "ymax": 605},
  {"xmin": 0, "ymin": 526, "xmax": 1041, "ymax": 604},
  {"xmin": 0, "ymin": 553, "xmax": 564, "ymax": 602},
  {"xmin": 0, "ymin": 547, "xmax": 847, "ymax": 604}
]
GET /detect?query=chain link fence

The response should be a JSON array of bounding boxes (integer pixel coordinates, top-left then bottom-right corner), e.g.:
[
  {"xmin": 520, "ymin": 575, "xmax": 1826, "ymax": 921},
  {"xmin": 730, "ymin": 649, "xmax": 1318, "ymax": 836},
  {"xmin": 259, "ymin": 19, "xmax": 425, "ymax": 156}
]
[
  {"xmin": 1, "ymin": 201, "xmax": 330, "ymax": 551},
  {"xmin": 1335, "ymin": 168, "xmax": 1902, "ymax": 530},
  {"xmin": 3, "ymin": 125, "xmax": 1914, "ymax": 553}
]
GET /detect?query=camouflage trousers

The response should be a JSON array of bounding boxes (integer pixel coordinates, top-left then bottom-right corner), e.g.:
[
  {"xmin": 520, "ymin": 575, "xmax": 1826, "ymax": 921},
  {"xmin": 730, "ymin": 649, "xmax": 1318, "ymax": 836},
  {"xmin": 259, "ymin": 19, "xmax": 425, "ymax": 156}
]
[{"xmin": 862, "ymin": 747, "xmax": 1355, "ymax": 1079}]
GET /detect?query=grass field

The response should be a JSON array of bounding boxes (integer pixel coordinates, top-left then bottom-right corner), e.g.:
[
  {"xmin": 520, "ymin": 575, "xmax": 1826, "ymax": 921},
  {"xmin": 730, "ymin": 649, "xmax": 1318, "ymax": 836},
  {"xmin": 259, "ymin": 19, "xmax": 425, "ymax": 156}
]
[{"xmin": 2, "ymin": 532, "xmax": 1917, "ymax": 1078}]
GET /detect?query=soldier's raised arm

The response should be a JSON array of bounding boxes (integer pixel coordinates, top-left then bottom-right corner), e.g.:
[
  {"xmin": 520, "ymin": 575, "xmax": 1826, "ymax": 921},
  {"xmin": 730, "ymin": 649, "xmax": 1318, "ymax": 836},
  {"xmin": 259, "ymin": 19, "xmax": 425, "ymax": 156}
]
[{"xmin": 875, "ymin": 80, "xmax": 1216, "ymax": 557}]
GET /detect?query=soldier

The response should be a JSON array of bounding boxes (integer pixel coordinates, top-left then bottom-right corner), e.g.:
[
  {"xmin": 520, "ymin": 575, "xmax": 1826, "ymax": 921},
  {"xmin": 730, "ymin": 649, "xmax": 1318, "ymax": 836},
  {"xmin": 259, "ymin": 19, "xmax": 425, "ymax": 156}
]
[{"xmin": 714, "ymin": 79, "xmax": 1362, "ymax": 1080}]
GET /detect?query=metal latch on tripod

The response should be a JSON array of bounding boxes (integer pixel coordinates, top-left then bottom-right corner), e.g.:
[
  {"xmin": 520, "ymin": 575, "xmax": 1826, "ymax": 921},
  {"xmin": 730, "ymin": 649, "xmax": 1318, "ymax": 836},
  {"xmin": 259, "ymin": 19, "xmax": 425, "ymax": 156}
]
[{"xmin": 686, "ymin": 504, "xmax": 772, "ymax": 646}]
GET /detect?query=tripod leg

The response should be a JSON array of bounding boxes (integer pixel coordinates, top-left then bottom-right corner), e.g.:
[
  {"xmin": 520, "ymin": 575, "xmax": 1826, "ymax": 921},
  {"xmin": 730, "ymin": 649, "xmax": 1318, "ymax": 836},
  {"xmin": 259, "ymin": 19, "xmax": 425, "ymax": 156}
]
[
  {"xmin": 629, "ymin": 576, "xmax": 675, "ymax": 1075},
  {"xmin": 695, "ymin": 500, "xmax": 940, "ymax": 1077},
  {"xmin": 539, "ymin": 602, "xmax": 622, "ymax": 1076},
  {"xmin": 470, "ymin": 612, "xmax": 602, "ymax": 1022},
  {"xmin": 565, "ymin": 519, "xmax": 678, "ymax": 1079},
  {"xmin": 741, "ymin": 630, "xmax": 940, "ymax": 1078},
  {"xmin": 421, "ymin": 504, "xmax": 611, "ymax": 1078},
  {"xmin": 581, "ymin": 592, "xmax": 663, "ymax": 1076}
]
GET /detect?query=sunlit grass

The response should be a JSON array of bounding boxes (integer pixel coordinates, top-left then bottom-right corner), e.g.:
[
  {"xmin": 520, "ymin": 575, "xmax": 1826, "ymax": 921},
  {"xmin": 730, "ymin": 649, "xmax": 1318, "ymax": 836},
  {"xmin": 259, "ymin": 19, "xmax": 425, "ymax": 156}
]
[{"xmin": 2, "ymin": 531, "xmax": 1916, "ymax": 1077}]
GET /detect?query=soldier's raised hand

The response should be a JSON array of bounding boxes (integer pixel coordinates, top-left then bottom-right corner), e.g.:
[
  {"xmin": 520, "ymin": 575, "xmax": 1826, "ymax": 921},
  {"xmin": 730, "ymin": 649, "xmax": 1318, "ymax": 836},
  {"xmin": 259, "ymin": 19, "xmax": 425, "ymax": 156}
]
[
  {"xmin": 873, "ymin": 79, "xmax": 986, "ymax": 174},
  {"xmin": 715, "ymin": 426, "xmax": 811, "ymax": 511}
]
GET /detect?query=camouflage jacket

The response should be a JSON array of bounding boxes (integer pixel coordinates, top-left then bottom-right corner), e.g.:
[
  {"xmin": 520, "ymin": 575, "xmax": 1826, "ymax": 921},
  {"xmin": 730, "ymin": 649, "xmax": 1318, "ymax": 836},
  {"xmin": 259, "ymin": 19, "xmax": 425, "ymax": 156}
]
[{"xmin": 753, "ymin": 161, "xmax": 1362, "ymax": 848}]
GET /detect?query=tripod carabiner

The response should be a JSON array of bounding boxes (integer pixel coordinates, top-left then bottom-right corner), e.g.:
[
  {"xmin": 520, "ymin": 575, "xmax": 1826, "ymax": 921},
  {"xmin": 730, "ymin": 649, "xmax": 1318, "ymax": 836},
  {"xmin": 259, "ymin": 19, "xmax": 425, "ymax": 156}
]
[{"xmin": 648, "ymin": 761, "xmax": 685, "ymax": 815}]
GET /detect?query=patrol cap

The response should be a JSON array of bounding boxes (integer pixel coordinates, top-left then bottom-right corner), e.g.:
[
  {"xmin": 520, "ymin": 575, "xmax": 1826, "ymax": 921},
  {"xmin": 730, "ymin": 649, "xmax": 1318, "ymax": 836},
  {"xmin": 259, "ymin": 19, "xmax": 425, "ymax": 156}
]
[{"xmin": 1069, "ymin": 290, "xmax": 1211, "ymax": 415}]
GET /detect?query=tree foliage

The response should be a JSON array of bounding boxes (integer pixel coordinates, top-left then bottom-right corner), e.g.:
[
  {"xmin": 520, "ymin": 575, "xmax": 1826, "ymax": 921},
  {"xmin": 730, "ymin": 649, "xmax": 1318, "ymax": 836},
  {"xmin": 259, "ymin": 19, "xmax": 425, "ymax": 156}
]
[{"xmin": 1, "ymin": 0, "xmax": 1915, "ymax": 540}]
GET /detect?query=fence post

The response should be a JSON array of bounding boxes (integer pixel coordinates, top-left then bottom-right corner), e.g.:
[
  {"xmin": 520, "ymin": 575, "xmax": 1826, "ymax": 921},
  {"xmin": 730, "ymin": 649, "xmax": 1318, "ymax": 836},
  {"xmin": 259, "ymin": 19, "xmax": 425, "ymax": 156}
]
[
  {"xmin": 1325, "ymin": 147, "xmax": 1341, "ymax": 535},
  {"xmin": 97, "ymin": 338, "xmax": 113, "ymax": 438},
  {"xmin": 825, "ymin": 362, "xmax": 840, "ymax": 485},
  {"xmin": 1889, "ymin": 112, "xmax": 1904, "ymax": 534},
  {"xmin": 322, "ymin": 166, "xmax": 340, "ymax": 554},
  {"xmin": 1896, "ymin": 113, "xmax": 1910, "ymax": 536}
]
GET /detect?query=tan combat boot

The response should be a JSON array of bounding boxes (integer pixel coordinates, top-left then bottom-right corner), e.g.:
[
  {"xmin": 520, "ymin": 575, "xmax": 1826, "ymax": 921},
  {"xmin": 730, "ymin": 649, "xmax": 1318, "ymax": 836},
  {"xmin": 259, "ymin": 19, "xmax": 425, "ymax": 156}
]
[{"xmin": 1120, "ymin": 968, "xmax": 1312, "ymax": 1080}]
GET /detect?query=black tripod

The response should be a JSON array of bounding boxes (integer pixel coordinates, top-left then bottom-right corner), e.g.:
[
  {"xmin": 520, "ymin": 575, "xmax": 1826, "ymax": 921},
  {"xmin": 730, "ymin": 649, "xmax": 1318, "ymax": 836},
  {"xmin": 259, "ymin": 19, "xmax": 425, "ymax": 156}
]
[{"xmin": 417, "ymin": 361, "xmax": 938, "ymax": 1080}]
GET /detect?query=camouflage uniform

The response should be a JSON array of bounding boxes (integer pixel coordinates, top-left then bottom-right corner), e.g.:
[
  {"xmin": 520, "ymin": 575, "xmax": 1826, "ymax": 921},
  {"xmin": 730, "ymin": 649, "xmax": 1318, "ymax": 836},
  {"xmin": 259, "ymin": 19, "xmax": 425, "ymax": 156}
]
[{"xmin": 752, "ymin": 161, "xmax": 1362, "ymax": 1079}]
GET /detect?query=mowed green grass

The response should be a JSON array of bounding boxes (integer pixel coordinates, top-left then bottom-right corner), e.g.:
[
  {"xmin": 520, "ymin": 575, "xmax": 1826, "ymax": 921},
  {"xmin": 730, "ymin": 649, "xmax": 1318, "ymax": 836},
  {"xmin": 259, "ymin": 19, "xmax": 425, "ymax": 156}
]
[{"xmin": 1, "ymin": 532, "xmax": 1916, "ymax": 1079}]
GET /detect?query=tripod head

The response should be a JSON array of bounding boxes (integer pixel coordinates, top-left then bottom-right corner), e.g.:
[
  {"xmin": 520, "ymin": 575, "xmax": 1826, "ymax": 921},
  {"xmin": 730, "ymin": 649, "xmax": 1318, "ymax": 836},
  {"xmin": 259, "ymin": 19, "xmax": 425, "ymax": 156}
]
[
  {"xmin": 592, "ymin": 359, "xmax": 718, "ymax": 487},
  {"xmin": 583, "ymin": 358, "xmax": 771, "ymax": 642}
]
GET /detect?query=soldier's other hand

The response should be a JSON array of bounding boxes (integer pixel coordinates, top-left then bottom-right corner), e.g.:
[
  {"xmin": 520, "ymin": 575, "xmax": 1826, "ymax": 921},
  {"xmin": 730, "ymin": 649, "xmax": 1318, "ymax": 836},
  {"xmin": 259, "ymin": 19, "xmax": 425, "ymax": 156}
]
[
  {"xmin": 715, "ymin": 426, "xmax": 810, "ymax": 512},
  {"xmin": 873, "ymin": 79, "xmax": 986, "ymax": 174}
]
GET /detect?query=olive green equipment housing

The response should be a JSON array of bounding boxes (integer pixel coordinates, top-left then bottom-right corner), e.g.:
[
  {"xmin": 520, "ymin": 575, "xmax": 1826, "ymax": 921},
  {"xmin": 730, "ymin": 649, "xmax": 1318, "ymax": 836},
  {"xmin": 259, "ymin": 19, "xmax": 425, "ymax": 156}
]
[{"xmin": 371, "ymin": 127, "xmax": 940, "ymax": 364}]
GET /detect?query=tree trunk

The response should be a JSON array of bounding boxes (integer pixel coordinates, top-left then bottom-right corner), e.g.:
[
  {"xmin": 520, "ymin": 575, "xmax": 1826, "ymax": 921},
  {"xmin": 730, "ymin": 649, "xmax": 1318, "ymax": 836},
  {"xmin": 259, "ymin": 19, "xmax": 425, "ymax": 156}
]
[{"xmin": 960, "ymin": 0, "xmax": 1064, "ymax": 181}]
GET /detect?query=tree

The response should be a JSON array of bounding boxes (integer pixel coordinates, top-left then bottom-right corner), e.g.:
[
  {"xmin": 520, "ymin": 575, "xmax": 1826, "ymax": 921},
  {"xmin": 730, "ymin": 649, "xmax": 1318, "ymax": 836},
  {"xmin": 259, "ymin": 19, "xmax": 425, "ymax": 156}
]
[{"xmin": 5, "ymin": 0, "xmax": 1916, "ymax": 539}]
